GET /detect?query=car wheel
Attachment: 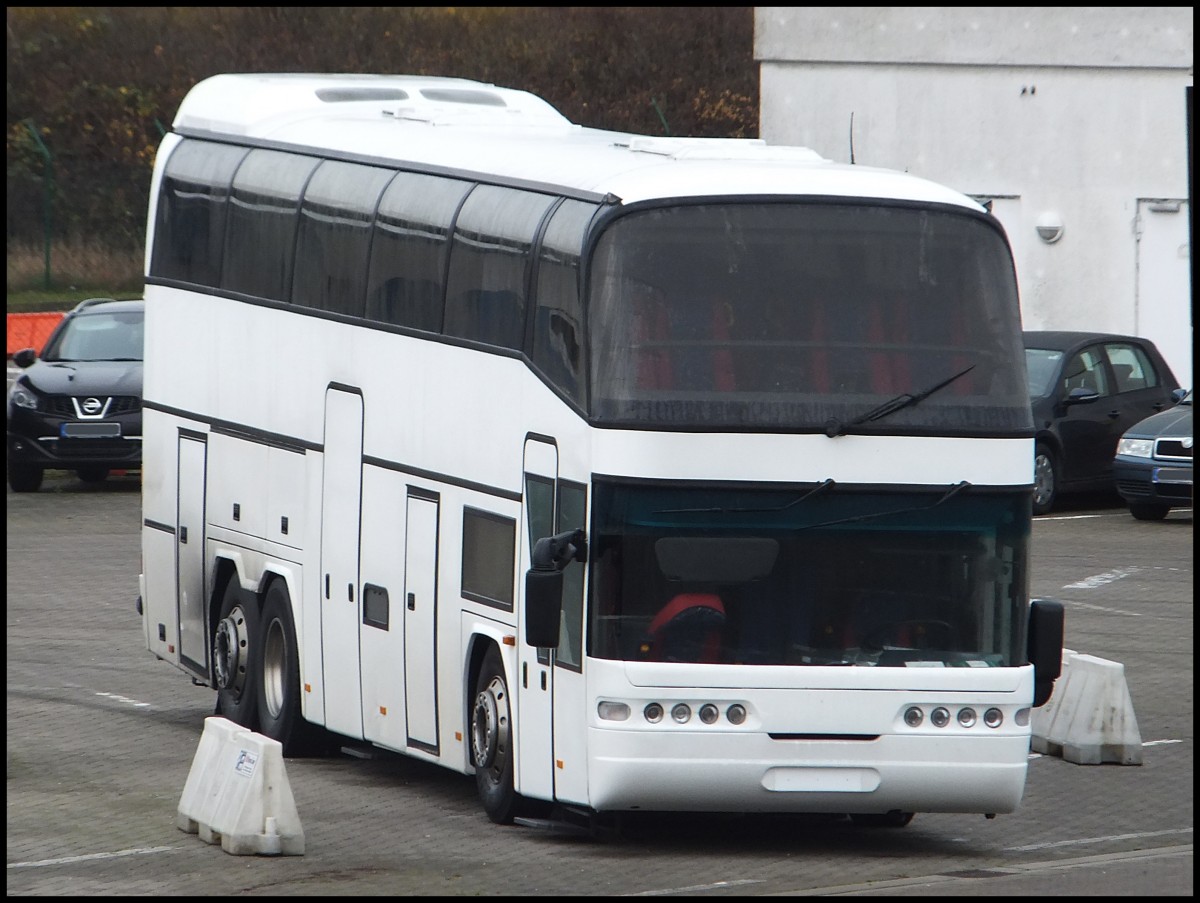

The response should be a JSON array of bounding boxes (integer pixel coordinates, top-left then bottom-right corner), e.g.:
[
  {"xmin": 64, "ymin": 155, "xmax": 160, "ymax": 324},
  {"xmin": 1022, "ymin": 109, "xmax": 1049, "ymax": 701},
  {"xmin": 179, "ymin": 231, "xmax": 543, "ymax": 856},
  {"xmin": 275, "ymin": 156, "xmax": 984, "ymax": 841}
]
[
  {"xmin": 1032, "ymin": 442, "xmax": 1058, "ymax": 516},
  {"xmin": 8, "ymin": 462, "xmax": 44, "ymax": 493},
  {"xmin": 77, "ymin": 467, "xmax": 109, "ymax": 484},
  {"xmin": 1129, "ymin": 502, "xmax": 1170, "ymax": 521}
]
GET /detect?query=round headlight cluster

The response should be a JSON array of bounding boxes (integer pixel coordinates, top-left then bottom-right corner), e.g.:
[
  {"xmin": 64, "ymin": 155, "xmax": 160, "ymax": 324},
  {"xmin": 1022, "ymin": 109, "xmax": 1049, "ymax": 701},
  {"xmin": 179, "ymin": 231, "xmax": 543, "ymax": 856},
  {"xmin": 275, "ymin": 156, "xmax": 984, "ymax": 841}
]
[
  {"xmin": 616, "ymin": 701, "xmax": 749, "ymax": 725},
  {"xmin": 903, "ymin": 704, "xmax": 1005, "ymax": 730}
]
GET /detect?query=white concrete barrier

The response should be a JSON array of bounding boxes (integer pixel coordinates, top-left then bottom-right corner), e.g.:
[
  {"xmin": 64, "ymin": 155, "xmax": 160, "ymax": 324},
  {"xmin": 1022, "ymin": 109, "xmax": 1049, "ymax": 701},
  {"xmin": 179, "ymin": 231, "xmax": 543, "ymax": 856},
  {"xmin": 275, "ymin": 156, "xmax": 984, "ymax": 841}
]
[
  {"xmin": 1031, "ymin": 649, "xmax": 1143, "ymax": 765},
  {"xmin": 176, "ymin": 716, "xmax": 305, "ymax": 855}
]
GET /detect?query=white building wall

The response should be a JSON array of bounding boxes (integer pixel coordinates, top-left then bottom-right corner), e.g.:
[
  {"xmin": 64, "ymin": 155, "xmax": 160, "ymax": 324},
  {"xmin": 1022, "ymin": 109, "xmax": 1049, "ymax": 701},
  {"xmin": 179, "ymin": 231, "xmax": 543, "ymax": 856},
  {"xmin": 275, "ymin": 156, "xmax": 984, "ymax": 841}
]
[{"xmin": 755, "ymin": 7, "xmax": 1193, "ymax": 384}]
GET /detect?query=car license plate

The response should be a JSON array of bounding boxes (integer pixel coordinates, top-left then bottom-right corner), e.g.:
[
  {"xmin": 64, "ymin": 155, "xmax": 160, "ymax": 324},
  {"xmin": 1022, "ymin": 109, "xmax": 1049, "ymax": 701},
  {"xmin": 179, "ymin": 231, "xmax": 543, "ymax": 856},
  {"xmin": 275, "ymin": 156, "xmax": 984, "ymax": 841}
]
[
  {"xmin": 61, "ymin": 422, "xmax": 120, "ymax": 438},
  {"xmin": 1153, "ymin": 467, "xmax": 1192, "ymax": 485}
]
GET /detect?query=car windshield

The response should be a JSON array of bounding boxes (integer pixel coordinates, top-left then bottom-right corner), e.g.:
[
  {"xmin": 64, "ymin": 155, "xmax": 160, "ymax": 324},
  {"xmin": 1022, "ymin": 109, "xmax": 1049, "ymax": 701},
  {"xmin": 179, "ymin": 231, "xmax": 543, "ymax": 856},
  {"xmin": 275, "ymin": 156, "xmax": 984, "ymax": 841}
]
[
  {"xmin": 42, "ymin": 310, "xmax": 144, "ymax": 362},
  {"xmin": 1024, "ymin": 348, "xmax": 1062, "ymax": 397}
]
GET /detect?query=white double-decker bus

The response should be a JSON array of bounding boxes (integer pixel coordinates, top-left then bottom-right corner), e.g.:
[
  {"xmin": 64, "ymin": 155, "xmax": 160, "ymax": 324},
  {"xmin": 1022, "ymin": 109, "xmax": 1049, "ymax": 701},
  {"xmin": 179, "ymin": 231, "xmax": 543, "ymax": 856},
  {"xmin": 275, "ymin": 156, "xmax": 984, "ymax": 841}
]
[{"xmin": 138, "ymin": 73, "xmax": 1063, "ymax": 828}]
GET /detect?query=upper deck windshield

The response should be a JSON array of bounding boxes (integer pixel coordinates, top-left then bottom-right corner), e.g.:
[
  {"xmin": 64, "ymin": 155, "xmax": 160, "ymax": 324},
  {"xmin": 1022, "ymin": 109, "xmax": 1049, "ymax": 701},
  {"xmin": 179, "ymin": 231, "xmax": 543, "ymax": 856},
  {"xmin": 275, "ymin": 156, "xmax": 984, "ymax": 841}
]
[
  {"xmin": 587, "ymin": 201, "xmax": 1030, "ymax": 433},
  {"xmin": 587, "ymin": 481, "xmax": 1029, "ymax": 668}
]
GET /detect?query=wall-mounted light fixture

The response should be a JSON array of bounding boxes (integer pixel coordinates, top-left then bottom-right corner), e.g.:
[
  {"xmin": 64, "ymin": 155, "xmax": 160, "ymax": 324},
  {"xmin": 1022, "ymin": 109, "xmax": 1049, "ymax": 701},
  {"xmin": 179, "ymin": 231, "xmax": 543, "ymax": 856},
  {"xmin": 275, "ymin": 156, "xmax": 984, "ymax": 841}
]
[{"xmin": 1035, "ymin": 212, "xmax": 1064, "ymax": 243}]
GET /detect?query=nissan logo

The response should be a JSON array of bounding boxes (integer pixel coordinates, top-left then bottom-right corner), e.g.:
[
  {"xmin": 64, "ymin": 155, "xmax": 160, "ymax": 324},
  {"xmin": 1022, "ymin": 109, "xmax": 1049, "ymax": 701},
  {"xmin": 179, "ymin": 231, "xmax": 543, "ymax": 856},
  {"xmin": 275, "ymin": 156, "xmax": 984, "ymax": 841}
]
[{"xmin": 81, "ymin": 397, "xmax": 104, "ymax": 415}]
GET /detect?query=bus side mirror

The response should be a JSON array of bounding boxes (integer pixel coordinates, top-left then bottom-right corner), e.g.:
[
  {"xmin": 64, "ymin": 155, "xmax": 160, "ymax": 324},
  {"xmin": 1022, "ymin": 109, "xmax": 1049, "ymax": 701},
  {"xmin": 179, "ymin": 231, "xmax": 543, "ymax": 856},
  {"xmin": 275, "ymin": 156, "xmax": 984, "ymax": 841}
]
[
  {"xmin": 525, "ymin": 568, "xmax": 564, "ymax": 648},
  {"xmin": 524, "ymin": 529, "xmax": 587, "ymax": 649},
  {"xmin": 1028, "ymin": 597, "xmax": 1064, "ymax": 707}
]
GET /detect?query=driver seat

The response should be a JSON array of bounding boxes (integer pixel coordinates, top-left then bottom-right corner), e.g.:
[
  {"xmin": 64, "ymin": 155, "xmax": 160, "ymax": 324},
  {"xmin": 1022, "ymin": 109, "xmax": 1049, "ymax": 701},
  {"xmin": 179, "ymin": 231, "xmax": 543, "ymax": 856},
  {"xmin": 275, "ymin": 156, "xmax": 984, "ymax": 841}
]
[{"xmin": 641, "ymin": 592, "xmax": 726, "ymax": 663}]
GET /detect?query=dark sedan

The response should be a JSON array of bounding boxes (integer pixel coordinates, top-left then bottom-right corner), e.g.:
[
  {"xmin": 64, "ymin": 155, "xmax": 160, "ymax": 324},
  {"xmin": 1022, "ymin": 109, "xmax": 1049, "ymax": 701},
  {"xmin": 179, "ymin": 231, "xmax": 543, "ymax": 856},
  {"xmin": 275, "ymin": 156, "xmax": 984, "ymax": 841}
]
[
  {"xmin": 1113, "ymin": 388, "xmax": 1192, "ymax": 520},
  {"xmin": 7, "ymin": 297, "xmax": 144, "ymax": 492},
  {"xmin": 1024, "ymin": 331, "xmax": 1181, "ymax": 515}
]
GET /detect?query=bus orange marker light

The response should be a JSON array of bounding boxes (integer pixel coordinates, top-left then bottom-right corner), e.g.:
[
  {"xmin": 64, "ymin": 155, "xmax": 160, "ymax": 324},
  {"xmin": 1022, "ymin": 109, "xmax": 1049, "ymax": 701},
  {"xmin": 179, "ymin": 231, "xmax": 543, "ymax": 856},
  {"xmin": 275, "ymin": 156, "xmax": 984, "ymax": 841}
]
[{"xmin": 502, "ymin": 635, "xmax": 516, "ymax": 646}]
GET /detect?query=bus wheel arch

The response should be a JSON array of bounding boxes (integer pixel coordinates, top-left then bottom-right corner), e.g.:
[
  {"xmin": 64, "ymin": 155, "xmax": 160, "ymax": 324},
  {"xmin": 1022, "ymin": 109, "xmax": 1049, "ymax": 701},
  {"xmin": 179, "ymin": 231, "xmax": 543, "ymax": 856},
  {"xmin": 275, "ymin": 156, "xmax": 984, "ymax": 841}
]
[
  {"xmin": 470, "ymin": 642, "xmax": 518, "ymax": 824},
  {"xmin": 212, "ymin": 562, "xmax": 261, "ymax": 730}
]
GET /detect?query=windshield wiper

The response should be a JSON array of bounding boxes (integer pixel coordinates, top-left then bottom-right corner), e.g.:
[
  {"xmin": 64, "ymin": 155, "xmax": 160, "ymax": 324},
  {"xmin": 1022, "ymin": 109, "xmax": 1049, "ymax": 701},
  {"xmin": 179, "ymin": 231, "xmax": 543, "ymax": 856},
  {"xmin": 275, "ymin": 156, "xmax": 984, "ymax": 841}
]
[
  {"xmin": 795, "ymin": 480, "xmax": 972, "ymax": 532},
  {"xmin": 655, "ymin": 478, "xmax": 835, "ymax": 514},
  {"xmin": 824, "ymin": 363, "xmax": 977, "ymax": 438}
]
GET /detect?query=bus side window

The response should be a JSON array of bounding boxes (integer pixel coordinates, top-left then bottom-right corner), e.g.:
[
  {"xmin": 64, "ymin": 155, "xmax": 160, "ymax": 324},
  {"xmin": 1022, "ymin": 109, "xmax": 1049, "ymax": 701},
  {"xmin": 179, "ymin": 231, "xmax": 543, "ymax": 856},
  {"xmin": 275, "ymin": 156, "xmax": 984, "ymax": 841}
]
[
  {"xmin": 368, "ymin": 277, "xmax": 446, "ymax": 333},
  {"xmin": 533, "ymin": 199, "xmax": 595, "ymax": 405},
  {"xmin": 445, "ymin": 185, "xmax": 557, "ymax": 351},
  {"xmin": 293, "ymin": 160, "xmax": 393, "ymax": 317},
  {"xmin": 367, "ymin": 172, "xmax": 472, "ymax": 333}
]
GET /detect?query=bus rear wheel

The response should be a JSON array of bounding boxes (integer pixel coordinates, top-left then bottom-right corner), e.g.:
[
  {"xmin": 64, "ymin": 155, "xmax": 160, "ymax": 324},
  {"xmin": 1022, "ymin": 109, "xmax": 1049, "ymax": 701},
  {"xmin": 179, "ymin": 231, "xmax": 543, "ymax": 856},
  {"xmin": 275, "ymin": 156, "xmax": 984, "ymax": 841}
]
[
  {"xmin": 256, "ymin": 578, "xmax": 323, "ymax": 756},
  {"xmin": 472, "ymin": 646, "xmax": 518, "ymax": 824},
  {"xmin": 213, "ymin": 576, "xmax": 260, "ymax": 729}
]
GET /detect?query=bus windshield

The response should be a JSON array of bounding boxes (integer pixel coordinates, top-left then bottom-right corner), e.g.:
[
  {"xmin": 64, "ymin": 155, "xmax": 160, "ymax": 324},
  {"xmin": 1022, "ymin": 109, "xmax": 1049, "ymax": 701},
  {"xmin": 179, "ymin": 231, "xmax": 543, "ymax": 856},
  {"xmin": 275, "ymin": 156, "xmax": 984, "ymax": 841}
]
[
  {"xmin": 587, "ymin": 201, "xmax": 1030, "ymax": 433},
  {"xmin": 588, "ymin": 480, "xmax": 1029, "ymax": 667}
]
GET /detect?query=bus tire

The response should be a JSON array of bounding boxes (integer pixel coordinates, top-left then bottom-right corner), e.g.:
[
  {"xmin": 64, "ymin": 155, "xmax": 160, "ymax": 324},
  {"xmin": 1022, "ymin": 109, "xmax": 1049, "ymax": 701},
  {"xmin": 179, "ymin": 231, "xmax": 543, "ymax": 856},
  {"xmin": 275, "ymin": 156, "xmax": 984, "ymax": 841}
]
[
  {"xmin": 1032, "ymin": 442, "xmax": 1058, "ymax": 515},
  {"xmin": 850, "ymin": 810, "xmax": 914, "ymax": 828},
  {"xmin": 213, "ymin": 575, "xmax": 260, "ymax": 729},
  {"xmin": 256, "ymin": 578, "xmax": 322, "ymax": 756},
  {"xmin": 472, "ymin": 645, "xmax": 518, "ymax": 824}
]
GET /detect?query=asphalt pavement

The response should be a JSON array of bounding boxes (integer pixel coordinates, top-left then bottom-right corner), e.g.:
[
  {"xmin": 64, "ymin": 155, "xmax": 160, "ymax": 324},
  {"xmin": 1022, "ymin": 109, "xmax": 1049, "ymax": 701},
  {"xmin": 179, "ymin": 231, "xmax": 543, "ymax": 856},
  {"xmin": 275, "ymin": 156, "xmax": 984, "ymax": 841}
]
[{"xmin": 5, "ymin": 473, "xmax": 1193, "ymax": 896}]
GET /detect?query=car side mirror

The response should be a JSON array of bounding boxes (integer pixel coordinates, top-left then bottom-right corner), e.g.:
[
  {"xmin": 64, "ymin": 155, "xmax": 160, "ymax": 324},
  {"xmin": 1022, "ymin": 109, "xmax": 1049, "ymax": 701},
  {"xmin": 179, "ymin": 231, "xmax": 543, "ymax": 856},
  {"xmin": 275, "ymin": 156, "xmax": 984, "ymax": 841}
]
[
  {"xmin": 1063, "ymin": 386, "xmax": 1100, "ymax": 406},
  {"xmin": 13, "ymin": 348, "xmax": 36, "ymax": 368}
]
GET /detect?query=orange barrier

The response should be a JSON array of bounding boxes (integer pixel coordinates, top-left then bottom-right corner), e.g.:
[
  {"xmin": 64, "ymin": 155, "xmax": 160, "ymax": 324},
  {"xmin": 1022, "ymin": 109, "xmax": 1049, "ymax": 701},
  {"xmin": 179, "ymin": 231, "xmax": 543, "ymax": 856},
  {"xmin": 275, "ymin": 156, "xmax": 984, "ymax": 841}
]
[{"xmin": 7, "ymin": 311, "xmax": 66, "ymax": 356}]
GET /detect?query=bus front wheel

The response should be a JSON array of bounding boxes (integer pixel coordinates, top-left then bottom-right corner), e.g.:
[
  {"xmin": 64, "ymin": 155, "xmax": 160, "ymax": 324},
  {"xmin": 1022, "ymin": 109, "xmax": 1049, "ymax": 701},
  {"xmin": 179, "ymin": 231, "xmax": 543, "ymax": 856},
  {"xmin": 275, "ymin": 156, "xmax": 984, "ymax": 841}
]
[
  {"xmin": 213, "ymin": 576, "xmax": 261, "ymax": 729},
  {"xmin": 471, "ymin": 646, "xmax": 518, "ymax": 824}
]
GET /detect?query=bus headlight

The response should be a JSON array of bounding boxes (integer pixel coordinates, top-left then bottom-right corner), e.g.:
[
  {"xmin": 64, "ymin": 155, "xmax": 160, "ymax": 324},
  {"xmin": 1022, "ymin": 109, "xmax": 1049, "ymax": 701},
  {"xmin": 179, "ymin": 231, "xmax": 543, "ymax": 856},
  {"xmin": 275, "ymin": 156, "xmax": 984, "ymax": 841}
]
[
  {"xmin": 726, "ymin": 704, "xmax": 747, "ymax": 725},
  {"xmin": 671, "ymin": 703, "xmax": 692, "ymax": 723},
  {"xmin": 984, "ymin": 707, "xmax": 1004, "ymax": 728},
  {"xmin": 698, "ymin": 703, "xmax": 719, "ymax": 724},
  {"xmin": 904, "ymin": 706, "xmax": 924, "ymax": 727},
  {"xmin": 930, "ymin": 706, "xmax": 951, "ymax": 728},
  {"xmin": 644, "ymin": 702, "xmax": 664, "ymax": 723},
  {"xmin": 957, "ymin": 707, "xmax": 977, "ymax": 728}
]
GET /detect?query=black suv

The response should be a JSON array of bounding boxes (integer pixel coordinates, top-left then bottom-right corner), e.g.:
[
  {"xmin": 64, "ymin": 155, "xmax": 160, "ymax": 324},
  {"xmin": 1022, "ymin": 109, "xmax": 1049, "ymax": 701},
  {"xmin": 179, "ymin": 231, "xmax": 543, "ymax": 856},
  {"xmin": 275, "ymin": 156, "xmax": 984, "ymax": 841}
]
[{"xmin": 7, "ymin": 297, "xmax": 144, "ymax": 492}]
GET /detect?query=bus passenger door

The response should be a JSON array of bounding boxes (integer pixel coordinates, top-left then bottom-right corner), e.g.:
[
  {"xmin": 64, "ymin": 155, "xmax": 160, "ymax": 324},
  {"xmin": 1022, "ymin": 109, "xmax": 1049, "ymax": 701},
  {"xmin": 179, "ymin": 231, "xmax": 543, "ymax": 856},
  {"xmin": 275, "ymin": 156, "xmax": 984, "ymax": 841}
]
[
  {"xmin": 320, "ymin": 386, "xmax": 365, "ymax": 739},
  {"xmin": 518, "ymin": 437, "xmax": 557, "ymax": 802},
  {"xmin": 177, "ymin": 433, "xmax": 207, "ymax": 678}
]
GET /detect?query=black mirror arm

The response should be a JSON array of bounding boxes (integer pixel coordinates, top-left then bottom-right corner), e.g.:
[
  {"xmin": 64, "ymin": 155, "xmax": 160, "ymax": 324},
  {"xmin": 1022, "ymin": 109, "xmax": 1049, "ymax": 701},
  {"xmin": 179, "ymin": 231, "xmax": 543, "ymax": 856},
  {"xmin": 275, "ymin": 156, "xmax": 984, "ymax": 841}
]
[{"xmin": 531, "ymin": 529, "xmax": 588, "ymax": 572}]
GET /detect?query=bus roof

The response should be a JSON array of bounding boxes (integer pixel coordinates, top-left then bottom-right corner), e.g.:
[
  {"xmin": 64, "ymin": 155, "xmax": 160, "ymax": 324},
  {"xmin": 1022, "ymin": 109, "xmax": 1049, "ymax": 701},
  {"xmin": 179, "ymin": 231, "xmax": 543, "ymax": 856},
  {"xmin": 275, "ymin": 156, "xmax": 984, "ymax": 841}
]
[{"xmin": 170, "ymin": 73, "xmax": 982, "ymax": 210}]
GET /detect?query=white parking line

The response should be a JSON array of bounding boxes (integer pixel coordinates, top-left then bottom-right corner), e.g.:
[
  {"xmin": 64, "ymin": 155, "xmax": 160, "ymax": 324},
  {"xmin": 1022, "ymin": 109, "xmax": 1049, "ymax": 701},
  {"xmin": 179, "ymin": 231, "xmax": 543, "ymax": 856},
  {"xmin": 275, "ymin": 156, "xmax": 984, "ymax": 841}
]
[
  {"xmin": 8, "ymin": 845, "xmax": 180, "ymax": 869},
  {"xmin": 1064, "ymin": 568, "xmax": 1138, "ymax": 589},
  {"xmin": 1006, "ymin": 827, "xmax": 1192, "ymax": 852}
]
